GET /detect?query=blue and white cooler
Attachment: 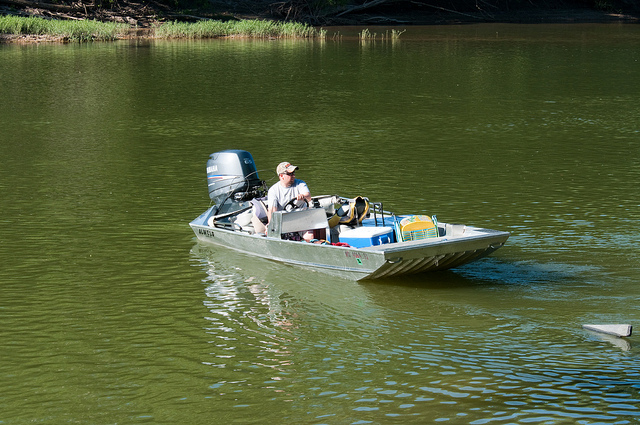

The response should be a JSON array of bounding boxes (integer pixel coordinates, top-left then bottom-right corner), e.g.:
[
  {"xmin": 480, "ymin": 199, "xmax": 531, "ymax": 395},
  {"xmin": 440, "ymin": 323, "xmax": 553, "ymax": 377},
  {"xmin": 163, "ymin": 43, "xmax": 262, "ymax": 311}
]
[{"xmin": 338, "ymin": 226, "xmax": 395, "ymax": 248}]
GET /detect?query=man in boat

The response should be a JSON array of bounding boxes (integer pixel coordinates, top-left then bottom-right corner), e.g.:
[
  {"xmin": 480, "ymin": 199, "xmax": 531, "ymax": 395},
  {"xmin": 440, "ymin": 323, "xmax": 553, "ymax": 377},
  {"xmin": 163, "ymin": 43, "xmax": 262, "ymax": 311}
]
[{"xmin": 252, "ymin": 161, "xmax": 312, "ymax": 238}]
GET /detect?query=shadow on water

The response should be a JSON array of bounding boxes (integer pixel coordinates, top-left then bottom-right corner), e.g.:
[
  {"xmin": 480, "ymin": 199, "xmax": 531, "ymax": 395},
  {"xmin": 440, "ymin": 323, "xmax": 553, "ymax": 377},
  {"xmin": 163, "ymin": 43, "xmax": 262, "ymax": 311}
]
[
  {"xmin": 189, "ymin": 241, "xmax": 582, "ymax": 333},
  {"xmin": 189, "ymin": 239, "xmax": 592, "ymax": 293},
  {"xmin": 451, "ymin": 257, "xmax": 599, "ymax": 286}
]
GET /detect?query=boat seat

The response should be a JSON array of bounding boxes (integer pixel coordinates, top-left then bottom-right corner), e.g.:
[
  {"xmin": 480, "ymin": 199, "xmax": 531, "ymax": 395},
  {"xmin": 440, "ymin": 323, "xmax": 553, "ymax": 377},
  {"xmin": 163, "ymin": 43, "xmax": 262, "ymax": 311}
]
[
  {"xmin": 398, "ymin": 215, "xmax": 439, "ymax": 241},
  {"xmin": 267, "ymin": 208, "xmax": 329, "ymax": 239}
]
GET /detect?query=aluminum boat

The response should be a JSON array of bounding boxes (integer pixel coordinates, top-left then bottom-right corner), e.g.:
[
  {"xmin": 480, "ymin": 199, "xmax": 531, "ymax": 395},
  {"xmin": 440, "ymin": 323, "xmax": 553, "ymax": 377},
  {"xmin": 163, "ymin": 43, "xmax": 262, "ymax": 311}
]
[{"xmin": 190, "ymin": 150, "xmax": 509, "ymax": 281}]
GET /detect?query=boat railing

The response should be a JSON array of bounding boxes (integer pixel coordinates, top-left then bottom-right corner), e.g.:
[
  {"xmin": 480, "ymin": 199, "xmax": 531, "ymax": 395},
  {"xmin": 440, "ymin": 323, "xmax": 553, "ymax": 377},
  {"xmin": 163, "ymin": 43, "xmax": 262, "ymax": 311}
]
[{"xmin": 368, "ymin": 201, "xmax": 394, "ymax": 227}]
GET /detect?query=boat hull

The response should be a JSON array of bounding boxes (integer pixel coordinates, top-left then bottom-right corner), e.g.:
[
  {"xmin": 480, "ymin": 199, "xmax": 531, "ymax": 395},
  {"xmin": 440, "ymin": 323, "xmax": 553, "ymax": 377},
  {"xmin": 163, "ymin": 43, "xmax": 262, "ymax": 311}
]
[{"xmin": 190, "ymin": 217, "xmax": 509, "ymax": 281}]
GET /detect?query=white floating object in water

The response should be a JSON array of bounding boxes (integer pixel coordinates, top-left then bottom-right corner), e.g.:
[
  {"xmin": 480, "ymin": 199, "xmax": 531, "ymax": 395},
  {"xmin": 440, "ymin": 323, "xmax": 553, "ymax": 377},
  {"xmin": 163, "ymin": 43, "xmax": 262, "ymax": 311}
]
[{"xmin": 582, "ymin": 324, "xmax": 632, "ymax": 338}]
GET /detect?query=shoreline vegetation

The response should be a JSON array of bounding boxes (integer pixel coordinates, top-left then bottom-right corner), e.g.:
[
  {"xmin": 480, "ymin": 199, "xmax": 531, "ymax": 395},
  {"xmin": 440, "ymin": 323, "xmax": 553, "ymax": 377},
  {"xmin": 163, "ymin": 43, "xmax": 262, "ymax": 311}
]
[
  {"xmin": 0, "ymin": 14, "xmax": 408, "ymax": 42},
  {"xmin": 0, "ymin": 15, "xmax": 129, "ymax": 41},
  {"xmin": 1, "ymin": 0, "xmax": 639, "ymax": 43},
  {"xmin": 0, "ymin": 15, "xmax": 328, "ymax": 42}
]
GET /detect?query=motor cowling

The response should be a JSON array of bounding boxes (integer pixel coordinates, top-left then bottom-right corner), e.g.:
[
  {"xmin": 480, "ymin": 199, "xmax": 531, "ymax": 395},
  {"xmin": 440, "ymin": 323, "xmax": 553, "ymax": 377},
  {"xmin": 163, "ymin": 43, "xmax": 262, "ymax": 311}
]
[{"xmin": 206, "ymin": 150, "xmax": 263, "ymax": 204}]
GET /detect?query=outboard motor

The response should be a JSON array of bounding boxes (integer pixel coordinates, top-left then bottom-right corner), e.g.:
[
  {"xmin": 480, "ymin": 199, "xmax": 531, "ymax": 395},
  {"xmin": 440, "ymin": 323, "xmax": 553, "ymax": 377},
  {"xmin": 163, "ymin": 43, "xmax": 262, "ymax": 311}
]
[{"xmin": 206, "ymin": 150, "xmax": 264, "ymax": 206}]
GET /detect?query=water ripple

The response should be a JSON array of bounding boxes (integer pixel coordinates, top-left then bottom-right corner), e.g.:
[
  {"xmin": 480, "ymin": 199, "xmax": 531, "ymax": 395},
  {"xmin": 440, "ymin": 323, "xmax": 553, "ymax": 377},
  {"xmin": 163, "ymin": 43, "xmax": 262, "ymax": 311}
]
[{"xmin": 189, "ymin": 246, "xmax": 640, "ymax": 424}]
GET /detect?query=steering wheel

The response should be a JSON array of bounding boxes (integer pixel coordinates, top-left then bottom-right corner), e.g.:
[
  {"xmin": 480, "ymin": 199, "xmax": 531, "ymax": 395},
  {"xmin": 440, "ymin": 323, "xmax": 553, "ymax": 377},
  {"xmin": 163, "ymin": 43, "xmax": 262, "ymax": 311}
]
[{"xmin": 284, "ymin": 198, "xmax": 309, "ymax": 212}]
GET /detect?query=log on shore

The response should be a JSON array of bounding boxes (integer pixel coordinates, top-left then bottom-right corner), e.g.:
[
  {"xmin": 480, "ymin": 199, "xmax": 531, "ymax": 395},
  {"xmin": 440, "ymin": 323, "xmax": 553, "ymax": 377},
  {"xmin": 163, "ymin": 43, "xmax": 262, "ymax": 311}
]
[{"xmin": 0, "ymin": 0, "xmax": 92, "ymax": 12}]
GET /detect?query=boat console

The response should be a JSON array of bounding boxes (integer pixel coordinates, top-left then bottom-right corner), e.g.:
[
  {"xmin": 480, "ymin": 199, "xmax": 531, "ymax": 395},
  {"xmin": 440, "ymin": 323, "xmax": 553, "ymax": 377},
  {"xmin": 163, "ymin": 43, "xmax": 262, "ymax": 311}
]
[{"xmin": 267, "ymin": 209, "xmax": 330, "ymax": 241}]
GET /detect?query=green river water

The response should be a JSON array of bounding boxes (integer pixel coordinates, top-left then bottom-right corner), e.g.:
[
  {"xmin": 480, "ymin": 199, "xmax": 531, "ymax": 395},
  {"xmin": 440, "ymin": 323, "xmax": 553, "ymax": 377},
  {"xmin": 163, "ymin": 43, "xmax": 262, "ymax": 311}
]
[{"xmin": 1, "ymin": 23, "xmax": 639, "ymax": 424}]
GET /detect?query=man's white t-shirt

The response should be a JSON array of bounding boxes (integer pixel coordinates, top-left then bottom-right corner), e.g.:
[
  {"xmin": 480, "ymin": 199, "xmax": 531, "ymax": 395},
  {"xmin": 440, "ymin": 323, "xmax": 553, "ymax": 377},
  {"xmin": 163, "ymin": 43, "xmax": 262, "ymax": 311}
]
[{"xmin": 267, "ymin": 179, "xmax": 310, "ymax": 211}]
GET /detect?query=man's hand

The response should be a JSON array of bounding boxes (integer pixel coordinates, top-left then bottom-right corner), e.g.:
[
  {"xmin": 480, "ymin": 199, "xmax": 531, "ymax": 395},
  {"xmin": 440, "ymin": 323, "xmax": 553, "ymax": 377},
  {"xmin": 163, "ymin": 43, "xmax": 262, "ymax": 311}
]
[{"xmin": 297, "ymin": 192, "xmax": 311, "ymax": 202}]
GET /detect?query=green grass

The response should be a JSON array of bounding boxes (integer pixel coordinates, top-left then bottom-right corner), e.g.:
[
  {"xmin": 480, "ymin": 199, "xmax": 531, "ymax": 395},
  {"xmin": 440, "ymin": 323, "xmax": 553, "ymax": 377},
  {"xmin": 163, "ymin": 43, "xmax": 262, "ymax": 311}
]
[
  {"xmin": 0, "ymin": 15, "xmax": 341, "ymax": 42},
  {"xmin": 153, "ymin": 19, "xmax": 326, "ymax": 39},
  {"xmin": 360, "ymin": 28, "xmax": 405, "ymax": 41},
  {"xmin": 0, "ymin": 15, "xmax": 129, "ymax": 41}
]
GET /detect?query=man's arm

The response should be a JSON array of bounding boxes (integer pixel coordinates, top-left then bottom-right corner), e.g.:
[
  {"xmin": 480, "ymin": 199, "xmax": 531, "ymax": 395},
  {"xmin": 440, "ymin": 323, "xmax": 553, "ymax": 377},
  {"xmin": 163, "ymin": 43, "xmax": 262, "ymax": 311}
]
[
  {"xmin": 296, "ymin": 181, "xmax": 311, "ymax": 203},
  {"xmin": 267, "ymin": 206, "xmax": 276, "ymax": 224},
  {"xmin": 296, "ymin": 191, "xmax": 311, "ymax": 203}
]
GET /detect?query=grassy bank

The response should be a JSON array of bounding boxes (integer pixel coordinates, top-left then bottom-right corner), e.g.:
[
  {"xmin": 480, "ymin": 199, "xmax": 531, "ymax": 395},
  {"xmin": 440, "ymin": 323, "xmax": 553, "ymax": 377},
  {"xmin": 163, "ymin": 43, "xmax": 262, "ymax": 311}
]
[
  {"xmin": 154, "ymin": 19, "xmax": 325, "ymax": 39},
  {"xmin": 0, "ymin": 15, "xmax": 129, "ymax": 41},
  {"xmin": 0, "ymin": 15, "xmax": 327, "ymax": 42}
]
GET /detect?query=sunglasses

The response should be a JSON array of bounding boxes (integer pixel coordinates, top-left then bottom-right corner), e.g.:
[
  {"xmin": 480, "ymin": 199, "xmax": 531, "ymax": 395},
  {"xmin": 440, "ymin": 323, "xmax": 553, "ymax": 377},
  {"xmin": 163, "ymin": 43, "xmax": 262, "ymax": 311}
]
[{"xmin": 282, "ymin": 172, "xmax": 295, "ymax": 176}]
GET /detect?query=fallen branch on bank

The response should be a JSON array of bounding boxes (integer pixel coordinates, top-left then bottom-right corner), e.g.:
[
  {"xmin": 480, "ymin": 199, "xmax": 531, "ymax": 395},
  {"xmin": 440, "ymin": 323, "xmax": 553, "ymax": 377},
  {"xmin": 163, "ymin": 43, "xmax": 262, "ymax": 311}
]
[
  {"xmin": 361, "ymin": 15, "xmax": 409, "ymax": 23},
  {"xmin": 0, "ymin": 0, "xmax": 84, "ymax": 12},
  {"xmin": 324, "ymin": 0, "xmax": 485, "ymax": 22},
  {"xmin": 410, "ymin": 1, "xmax": 484, "ymax": 20},
  {"xmin": 334, "ymin": 0, "xmax": 388, "ymax": 17}
]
